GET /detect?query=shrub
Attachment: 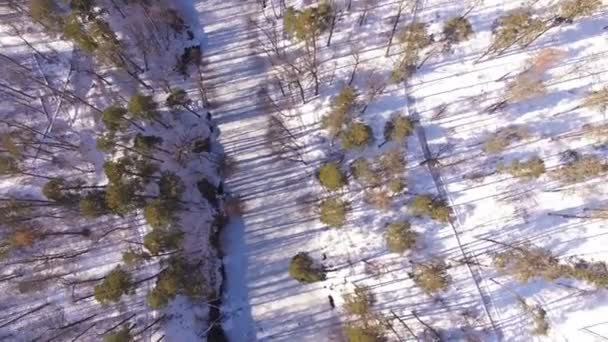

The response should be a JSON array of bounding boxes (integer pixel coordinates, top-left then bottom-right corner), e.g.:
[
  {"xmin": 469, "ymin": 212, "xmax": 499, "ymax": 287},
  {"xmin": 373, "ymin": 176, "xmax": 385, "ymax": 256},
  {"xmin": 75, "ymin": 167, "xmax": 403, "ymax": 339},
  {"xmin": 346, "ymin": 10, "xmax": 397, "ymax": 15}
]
[
  {"xmin": 506, "ymin": 74, "xmax": 547, "ymax": 102},
  {"xmin": 498, "ymin": 156, "xmax": 545, "ymax": 180},
  {"xmin": 443, "ymin": 16, "xmax": 473, "ymax": 43},
  {"xmin": 128, "ymin": 93, "xmax": 159, "ymax": 121},
  {"xmin": 318, "ymin": 163, "xmax": 346, "ymax": 191},
  {"xmin": 412, "ymin": 262, "xmax": 451, "ymax": 294},
  {"xmin": 94, "ymin": 267, "xmax": 133, "ymax": 304},
  {"xmin": 385, "ymin": 220, "xmax": 417, "ymax": 254},
  {"xmin": 399, "ymin": 22, "xmax": 431, "ymax": 51},
  {"xmin": 321, "ymin": 86, "xmax": 357, "ymax": 136},
  {"xmin": 158, "ymin": 172, "xmax": 184, "ymax": 200},
  {"xmin": 147, "ymin": 287, "xmax": 170, "ymax": 309},
  {"xmin": 491, "ymin": 8, "xmax": 545, "ymax": 52},
  {"xmin": 493, "ymin": 246, "xmax": 563, "ymax": 283},
  {"xmin": 63, "ymin": 14, "xmax": 98, "ymax": 52},
  {"xmin": 166, "ymin": 88, "xmax": 191, "ymax": 109},
  {"xmin": 320, "ymin": 198, "xmax": 347, "ymax": 227},
  {"xmin": 526, "ymin": 303, "xmax": 550, "ymax": 336},
  {"xmin": 364, "ymin": 190, "xmax": 392, "ymax": 211},
  {"xmin": 122, "ymin": 249, "xmax": 149, "ymax": 267},
  {"xmin": 387, "ymin": 178, "xmax": 405, "ymax": 194},
  {"xmin": 289, "ymin": 252, "xmax": 326, "ymax": 283},
  {"xmin": 341, "ymin": 122, "xmax": 373, "ymax": 149},
  {"xmin": 102, "ymin": 105, "xmax": 129, "ymax": 132},
  {"xmin": 581, "ymin": 86, "xmax": 608, "ymax": 113},
  {"xmin": 351, "ymin": 158, "xmax": 379, "ymax": 186},
  {"xmin": 409, "ymin": 194, "xmax": 451, "ymax": 222},
  {"xmin": 29, "ymin": 0, "xmax": 62, "ymax": 30},
  {"xmin": 143, "ymin": 229, "xmax": 183, "ymax": 255},
  {"xmin": 343, "ymin": 286, "xmax": 373, "ymax": 316},
  {"xmin": 483, "ymin": 125, "xmax": 529, "ymax": 154},
  {"xmin": 384, "ymin": 114, "xmax": 413, "ymax": 142},
  {"xmin": 80, "ymin": 191, "xmax": 108, "ymax": 218},
  {"xmin": 10, "ymin": 230, "xmax": 37, "ymax": 248},
  {"xmin": 103, "ymin": 326, "xmax": 132, "ymax": 342},
  {"xmin": 144, "ymin": 199, "xmax": 177, "ymax": 229},
  {"xmin": 559, "ymin": 0, "xmax": 601, "ymax": 21},
  {"xmin": 551, "ymin": 154, "xmax": 606, "ymax": 183},
  {"xmin": 284, "ymin": 4, "xmax": 333, "ymax": 41},
  {"xmin": 105, "ymin": 181, "xmax": 142, "ymax": 215},
  {"xmin": 344, "ymin": 325, "xmax": 384, "ymax": 342},
  {"xmin": 379, "ymin": 148, "xmax": 406, "ymax": 177}
]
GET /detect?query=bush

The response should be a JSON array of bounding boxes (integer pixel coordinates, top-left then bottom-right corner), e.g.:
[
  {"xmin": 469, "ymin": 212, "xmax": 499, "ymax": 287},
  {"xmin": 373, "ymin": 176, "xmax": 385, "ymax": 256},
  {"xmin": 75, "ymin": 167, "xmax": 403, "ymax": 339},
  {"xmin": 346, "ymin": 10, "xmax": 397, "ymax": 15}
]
[
  {"xmin": 399, "ymin": 22, "xmax": 431, "ymax": 51},
  {"xmin": 102, "ymin": 105, "xmax": 129, "ymax": 132},
  {"xmin": 321, "ymin": 86, "xmax": 357, "ymax": 137},
  {"xmin": 409, "ymin": 194, "xmax": 451, "ymax": 222},
  {"xmin": 344, "ymin": 325, "xmax": 384, "ymax": 342},
  {"xmin": 80, "ymin": 191, "xmax": 108, "ymax": 218},
  {"xmin": 364, "ymin": 190, "xmax": 392, "ymax": 211},
  {"xmin": 581, "ymin": 86, "xmax": 608, "ymax": 113},
  {"xmin": 128, "ymin": 93, "xmax": 159, "ymax": 121},
  {"xmin": 384, "ymin": 114, "xmax": 413, "ymax": 142},
  {"xmin": 29, "ymin": 0, "xmax": 62, "ymax": 30},
  {"xmin": 498, "ymin": 156, "xmax": 545, "ymax": 180},
  {"xmin": 143, "ymin": 229, "xmax": 183, "ymax": 255},
  {"xmin": 483, "ymin": 125, "xmax": 529, "ymax": 154},
  {"xmin": 412, "ymin": 262, "xmax": 451, "ymax": 294},
  {"xmin": 319, "ymin": 198, "xmax": 347, "ymax": 227},
  {"xmin": 318, "ymin": 163, "xmax": 346, "ymax": 191},
  {"xmin": 506, "ymin": 74, "xmax": 547, "ymax": 102},
  {"xmin": 94, "ymin": 267, "xmax": 133, "ymax": 304},
  {"xmin": 559, "ymin": 0, "xmax": 601, "ymax": 21},
  {"xmin": 158, "ymin": 172, "xmax": 184, "ymax": 200},
  {"xmin": 289, "ymin": 252, "xmax": 326, "ymax": 283},
  {"xmin": 443, "ymin": 16, "xmax": 473, "ymax": 43},
  {"xmin": 105, "ymin": 181, "xmax": 142, "ymax": 215},
  {"xmin": 10, "ymin": 230, "xmax": 37, "ymax": 248},
  {"xmin": 166, "ymin": 88, "xmax": 191, "ymax": 109},
  {"xmin": 147, "ymin": 287, "xmax": 170, "ymax": 309},
  {"xmin": 385, "ymin": 220, "xmax": 417, "ymax": 254},
  {"xmin": 552, "ymin": 154, "xmax": 606, "ymax": 183},
  {"xmin": 144, "ymin": 199, "xmax": 177, "ymax": 229},
  {"xmin": 343, "ymin": 286, "xmax": 373, "ymax": 316},
  {"xmin": 341, "ymin": 122, "xmax": 373, "ymax": 149},
  {"xmin": 63, "ymin": 14, "xmax": 98, "ymax": 53},
  {"xmin": 122, "ymin": 249, "xmax": 149, "ymax": 267},
  {"xmin": 493, "ymin": 246, "xmax": 563, "ymax": 283},
  {"xmin": 387, "ymin": 178, "xmax": 405, "ymax": 194},
  {"xmin": 103, "ymin": 326, "xmax": 132, "ymax": 342},
  {"xmin": 491, "ymin": 9, "xmax": 545, "ymax": 51},
  {"xmin": 379, "ymin": 148, "xmax": 406, "ymax": 177},
  {"xmin": 351, "ymin": 158, "xmax": 379, "ymax": 186}
]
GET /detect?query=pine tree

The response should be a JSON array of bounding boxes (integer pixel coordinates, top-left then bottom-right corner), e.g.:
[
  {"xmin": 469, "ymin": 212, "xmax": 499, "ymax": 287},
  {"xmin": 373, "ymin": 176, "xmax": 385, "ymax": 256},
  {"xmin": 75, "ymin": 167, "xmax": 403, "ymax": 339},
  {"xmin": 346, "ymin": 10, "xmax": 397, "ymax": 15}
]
[
  {"xmin": 128, "ymin": 93, "xmax": 162, "ymax": 124},
  {"xmin": 158, "ymin": 172, "xmax": 185, "ymax": 200},
  {"xmin": 134, "ymin": 134, "xmax": 164, "ymax": 155},
  {"xmin": 80, "ymin": 191, "xmax": 109, "ymax": 218},
  {"xmin": 143, "ymin": 229, "xmax": 183, "ymax": 255},
  {"xmin": 385, "ymin": 220, "xmax": 417, "ymax": 254},
  {"xmin": 105, "ymin": 181, "xmax": 142, "ymax": 215},
  {"xmin": 94, "ymin": 267, "xmax": 133, "ymax": 304},
  {"xmin": 104, "ymin": 326, "xmax": 132, "ymax": 342},
  {"xmin": 63, "ymin": 14, "xmax": 98, "ymax": 53},
  {"xmin": 29, "ymin": 0, "xmax": 63, "ymax": 31},
  {"xmin": 317, "ymin": 163, "xmax": 346, "ymax": 191},
  {"xmin": 102, "ymin": 105, "xmax": 130, "ymax": 132},
  {"xmin": 289, "ymin": 252, "xmax": 326, "ymax": 283},
  {"xmin": 143, "ymin": 199, "xmax": 177, "ymax": 229}
]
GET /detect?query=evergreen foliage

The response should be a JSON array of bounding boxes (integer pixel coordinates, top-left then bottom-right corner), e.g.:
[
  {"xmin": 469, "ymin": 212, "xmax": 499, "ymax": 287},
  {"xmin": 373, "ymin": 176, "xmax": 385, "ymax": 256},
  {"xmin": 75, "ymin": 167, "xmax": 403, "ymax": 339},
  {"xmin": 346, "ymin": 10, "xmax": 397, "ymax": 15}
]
[
  {"xmin": 385, "ymin": 220, "xmax": 417, "ymax": 254},
  {"xmin": 319, "ymin": 198, "xmax": 347, "ymax": 227},
  {"xmin": 288, "ymin": 252, "xmax": 326, "ymax": 283},
  {"xmin": 94, "ymin": 267, "xmax": 133, "ymax": 304},
  {"xmin": 317, "ymin": 162, "xmax": 346, "ymax": 191}
]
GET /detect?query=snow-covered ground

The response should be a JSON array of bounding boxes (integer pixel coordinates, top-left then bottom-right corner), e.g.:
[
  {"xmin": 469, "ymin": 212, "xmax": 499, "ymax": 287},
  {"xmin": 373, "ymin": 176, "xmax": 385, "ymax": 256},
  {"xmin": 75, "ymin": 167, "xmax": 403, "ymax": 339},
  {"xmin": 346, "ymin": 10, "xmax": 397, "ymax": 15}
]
[{"xmin": 208, "ymin": 0, "xmax": 608, "ymax": 341}]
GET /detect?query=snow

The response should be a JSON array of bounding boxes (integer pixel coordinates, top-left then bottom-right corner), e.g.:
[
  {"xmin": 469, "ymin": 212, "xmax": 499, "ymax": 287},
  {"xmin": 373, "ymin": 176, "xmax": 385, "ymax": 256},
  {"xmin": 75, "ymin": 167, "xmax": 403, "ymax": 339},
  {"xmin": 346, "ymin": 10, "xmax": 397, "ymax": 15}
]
[
  {"xmin": 210, "ymin": 0, "xmax": 608, "ymax": 341},
  {"xmin": 2, "ymin": 0, "xmax": 608, "ymax": 340}
]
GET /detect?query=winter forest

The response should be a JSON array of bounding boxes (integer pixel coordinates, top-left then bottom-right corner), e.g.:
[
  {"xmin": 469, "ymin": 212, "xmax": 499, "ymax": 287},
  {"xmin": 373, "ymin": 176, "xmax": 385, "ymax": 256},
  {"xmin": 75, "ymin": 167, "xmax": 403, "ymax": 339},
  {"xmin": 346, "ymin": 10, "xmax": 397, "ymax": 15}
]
[{"xmin": 0, "ymin": 0, "xmax": 607, "ymax": 341}]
